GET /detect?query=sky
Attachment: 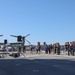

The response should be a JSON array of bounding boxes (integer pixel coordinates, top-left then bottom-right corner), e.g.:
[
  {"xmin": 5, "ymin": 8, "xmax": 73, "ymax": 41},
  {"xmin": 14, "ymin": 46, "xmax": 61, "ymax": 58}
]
[{"xmin": 0, "ymin": 0, "xmax": 75, "ymax": 45}]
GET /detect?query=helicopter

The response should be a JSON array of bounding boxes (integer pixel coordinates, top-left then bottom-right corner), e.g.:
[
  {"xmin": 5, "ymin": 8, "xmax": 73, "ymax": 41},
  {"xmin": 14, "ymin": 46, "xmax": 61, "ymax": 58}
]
[{"xmin": 10, "ymin": 34, "xmax": 31, "ymax": 53}]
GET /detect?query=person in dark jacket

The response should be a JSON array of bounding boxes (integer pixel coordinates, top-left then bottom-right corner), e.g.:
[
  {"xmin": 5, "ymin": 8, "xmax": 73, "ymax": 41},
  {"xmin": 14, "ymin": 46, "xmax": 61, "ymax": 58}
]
[
  {"xmin": 48, "ymin": 45, "xmax": 51, "ymax": 54},
  {"xmin": 36, "ymin": 44, "xmax": 41, "ymax": 54},
  {"xmin": 69, "ymin": 42, "xmax": 74, "ymax": 56},
  {"xmin": 73, "ymin": 41, "xmax": 75, "ymax": 56},
  {"xmin": 49, "ymin": 44, "xmax": 53, "ymax": 54}
]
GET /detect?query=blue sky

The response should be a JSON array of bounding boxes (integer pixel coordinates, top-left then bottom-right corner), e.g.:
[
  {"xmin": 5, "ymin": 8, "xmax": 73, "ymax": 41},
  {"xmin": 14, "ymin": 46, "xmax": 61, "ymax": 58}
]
[{"xmin": 0, "ymin": 0, "xmax": 75, "ymax": 45}]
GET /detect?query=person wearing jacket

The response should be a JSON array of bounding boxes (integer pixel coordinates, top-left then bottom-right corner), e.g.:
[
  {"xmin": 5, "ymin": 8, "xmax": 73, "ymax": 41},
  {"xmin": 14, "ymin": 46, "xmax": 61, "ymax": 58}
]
[{"xmin": 45, "ymin": 45, "xmax": 49, "ymax": 54}]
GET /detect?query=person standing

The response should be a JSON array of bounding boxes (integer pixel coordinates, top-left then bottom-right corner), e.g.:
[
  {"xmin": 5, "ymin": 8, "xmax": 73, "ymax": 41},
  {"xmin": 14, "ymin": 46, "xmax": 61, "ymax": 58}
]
[
  {"xmin": 72, "ymin": 41, "xmax": 75, "ymax": 56},
  {"xmin": 49, "ymin": 45, "xmax": 51, "ymax": 54},
  {"xmin": 45, "ymin": 45, "xmax": 49, "ymax": 54},
  {"xmin": 65, "ymin": 42, "xmax": 69, "ymax": 51},
  {"xmin": 65, "ymin": 42, "xmax": 70, "ymax": 55},
  {"xmin": 36, "ymin": 44, "xmax": 41, "ymax": 54},
  {"xmin": 73, "ymin": 41, "xmax": 75, "ymax": 55},
  {"xmin": 30, "ymin": 45, "xmax": 33, "ymax": 54},
  {"xmin": 69, "ymin": 42, "xmax": 74, "ymax": 56},
  {"xmin": 56, "ymin": 43, "xmax": 60, "ymax": 55},
  {"xmin": 53, "ymin": 44, "xmax": 56, "ymax": 54},
  {"xmin": 49, "ymin": 44, "xmax": 53, "ymax": 54}
]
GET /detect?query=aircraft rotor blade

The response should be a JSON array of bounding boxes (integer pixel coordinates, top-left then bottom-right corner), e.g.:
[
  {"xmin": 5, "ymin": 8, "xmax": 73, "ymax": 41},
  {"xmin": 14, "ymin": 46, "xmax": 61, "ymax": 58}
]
[
  {"xmin": 24, "ymin": 34, "xmax": 30, "ymax": 38},
  {"xmin": 25, "ymin": 39, "xmax": 31, "ymax": 45},
  {"xmin": 0, "ymin": 35, "xmax": 3, "ymax": 36},
  {"xmin": 10, "ymin": 35, "xmax": 17, "ymax": 37}
]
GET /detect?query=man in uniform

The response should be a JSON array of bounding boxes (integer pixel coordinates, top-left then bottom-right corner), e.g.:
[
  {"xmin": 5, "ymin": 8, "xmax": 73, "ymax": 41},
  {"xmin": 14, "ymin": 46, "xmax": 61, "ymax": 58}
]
[{"xmin": 56, "ymin": 43, "xmax": 60, "ymax": 55}]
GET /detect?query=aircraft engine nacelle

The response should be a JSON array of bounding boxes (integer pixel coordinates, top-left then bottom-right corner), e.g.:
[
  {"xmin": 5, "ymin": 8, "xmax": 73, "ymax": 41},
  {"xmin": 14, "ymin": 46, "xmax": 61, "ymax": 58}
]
[{"xmin": 17, "ymin": 36, "xmax": 22, "ymax": 42}]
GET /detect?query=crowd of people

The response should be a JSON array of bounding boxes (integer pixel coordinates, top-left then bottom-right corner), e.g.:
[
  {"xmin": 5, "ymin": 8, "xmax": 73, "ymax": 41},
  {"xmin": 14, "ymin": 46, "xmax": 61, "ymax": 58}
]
[
  {"xmin": 44, "ymin": 43, "xmax": 60, "ymax": 55},
  {"xmin": 65, "ymin": 41, "xmax": 75, "ymax": 56},
  {"xmin": 29, "ymin": 41, "xmax": 75, "ymax": 56}
]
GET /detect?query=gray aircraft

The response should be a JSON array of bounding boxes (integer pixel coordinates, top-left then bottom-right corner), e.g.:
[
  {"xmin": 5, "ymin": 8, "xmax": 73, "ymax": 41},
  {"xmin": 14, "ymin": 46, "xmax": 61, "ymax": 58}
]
[{"xmin": 10, "ymin": 34, "xmax": 31, "ymax": 52}]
